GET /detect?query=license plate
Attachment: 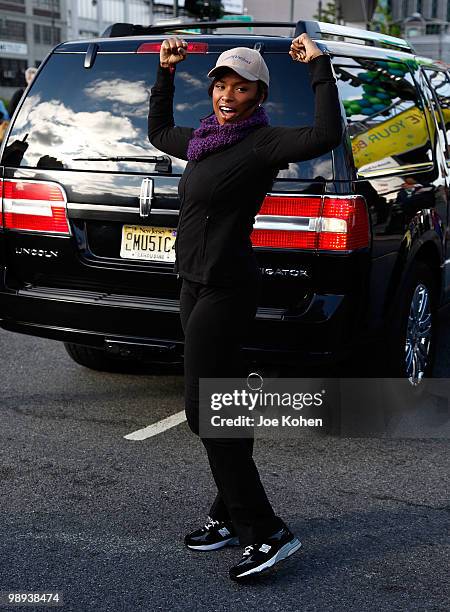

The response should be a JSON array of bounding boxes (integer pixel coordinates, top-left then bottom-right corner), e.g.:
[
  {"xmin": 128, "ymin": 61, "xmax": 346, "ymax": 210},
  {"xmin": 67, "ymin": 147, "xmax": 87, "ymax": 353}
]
[{"xmin": 120, "ymin": 225, "xmax": 177, "ymax": 262}]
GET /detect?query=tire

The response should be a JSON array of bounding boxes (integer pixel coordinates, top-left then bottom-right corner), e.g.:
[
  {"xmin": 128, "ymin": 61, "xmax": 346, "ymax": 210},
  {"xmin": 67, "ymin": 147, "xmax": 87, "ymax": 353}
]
[
  {"xmin": 384, "ymin": 260, "xmax": 438, "ymax": 383},
  {"xmin": 333, "ymin": 261, "xmax": 438, "ymax": 437},
  {"xmin": 63, "ymin": 342, "xmax": 145, "ymax": 373}
]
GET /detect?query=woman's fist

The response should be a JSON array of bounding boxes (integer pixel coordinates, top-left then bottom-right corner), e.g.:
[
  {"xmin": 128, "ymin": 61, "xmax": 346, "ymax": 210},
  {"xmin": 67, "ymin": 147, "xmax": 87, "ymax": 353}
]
[
  {"xmin": 160, "ymin": 37, "xmax": 188, "ymax": 68},
  {"xmin": 289, "ymin": 33, "xmax": 323, "ymax": 63}
]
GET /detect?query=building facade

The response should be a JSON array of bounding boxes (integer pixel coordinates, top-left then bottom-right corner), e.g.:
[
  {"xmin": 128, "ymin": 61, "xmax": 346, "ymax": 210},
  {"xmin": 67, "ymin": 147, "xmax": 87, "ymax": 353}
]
[
  {"xmin": 390, "ymin": 0, "xmax": 449, "ymax": 22},
  {"xmin": 68, "ymin": 0, "xmax": 180, "ymax": 40},
  {"xmin": 390, "ymin": 0, "xmax": 450, "ymax": 61},
  {"xmin": 0, "ymin": 0, "xmax": 67, "ymax": 103}
]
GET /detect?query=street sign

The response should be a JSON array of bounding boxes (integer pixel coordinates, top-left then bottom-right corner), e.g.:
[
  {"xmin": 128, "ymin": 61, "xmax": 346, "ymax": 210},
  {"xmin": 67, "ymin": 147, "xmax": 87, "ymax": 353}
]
[
  {"xmin": 0, "ymin": 41, "xmax": 27, "ymax": 55},
  {"xmin": 219, "ymin": 14, "xmax": 253, "ymax": 32},
  {"xmin": 222, "ymin": 1, "xmax": 244, "ymax": 13},
  {"xmin": 220, "ymin": 15, "xmax": 253, "ymax": 22}
]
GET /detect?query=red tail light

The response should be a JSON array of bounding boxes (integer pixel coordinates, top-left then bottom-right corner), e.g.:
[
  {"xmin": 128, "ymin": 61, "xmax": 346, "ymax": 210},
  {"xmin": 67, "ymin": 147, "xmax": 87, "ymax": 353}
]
[
  {"xmin": 2, "ymin": 179, "xmax": 70, "ymax": 234},
  {"xmin": 251, "ymin": 195, "xmax": 369, "ymax": 252},
  {"xmin": 251, "ymin": 230, "xmax": 318, "ymax": 249},
  {"xmin": 258, "ymin": 195, "xmax": 322, "ymax": 217},
  {"xmin": 137, "ymin": 42, "xmax": 208, "ymax": 54}
]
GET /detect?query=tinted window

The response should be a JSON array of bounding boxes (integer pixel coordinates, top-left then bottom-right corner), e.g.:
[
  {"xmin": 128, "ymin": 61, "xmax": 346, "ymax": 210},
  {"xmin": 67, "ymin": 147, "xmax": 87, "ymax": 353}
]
[
  {"xmin": 2, "ymin": 51, "xmax": 332, "ymax": 179},
  {"xmin": 334, "ymin": 57, "xmax": 433, "ymax": 174}
]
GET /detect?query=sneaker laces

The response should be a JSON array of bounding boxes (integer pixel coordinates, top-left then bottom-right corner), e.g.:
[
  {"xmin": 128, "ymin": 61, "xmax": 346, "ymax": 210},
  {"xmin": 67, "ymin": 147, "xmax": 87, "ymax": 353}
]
[
  {"xmin": 243, "ymin": 545, "xmax": 255, "ymax": 557},
  {"xmin": 204, "ymin": 516, "xmax": 220, "ymax": 531}
]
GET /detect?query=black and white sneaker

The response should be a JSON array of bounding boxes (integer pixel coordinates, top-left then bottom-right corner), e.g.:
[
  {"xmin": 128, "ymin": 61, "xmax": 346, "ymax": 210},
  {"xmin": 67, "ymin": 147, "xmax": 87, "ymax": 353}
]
[
  {"xmin": 184, "ymin": 516, "xmax": 239, "ymax": 551},
  {"xmin": 229, "ymin": 525, "xmax": 301, "ymax": 581}
]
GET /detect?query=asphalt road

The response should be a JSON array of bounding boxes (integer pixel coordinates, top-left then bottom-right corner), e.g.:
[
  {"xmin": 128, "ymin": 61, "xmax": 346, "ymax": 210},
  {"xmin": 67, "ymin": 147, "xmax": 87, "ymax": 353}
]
[{"xmin": 0, "ymin": 323, "xmax": 449, "ymax": 612}]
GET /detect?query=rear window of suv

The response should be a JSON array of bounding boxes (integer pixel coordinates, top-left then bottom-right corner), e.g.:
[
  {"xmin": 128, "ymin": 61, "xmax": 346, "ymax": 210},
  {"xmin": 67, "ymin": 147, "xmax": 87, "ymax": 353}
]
[{"xmin": 2, "ymin": 51, "xmax": 333, "ymax": 179}]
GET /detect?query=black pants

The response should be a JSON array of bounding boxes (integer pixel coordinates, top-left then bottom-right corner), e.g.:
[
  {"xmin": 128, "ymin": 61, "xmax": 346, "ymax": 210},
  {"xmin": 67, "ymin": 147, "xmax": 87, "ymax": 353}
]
[{"xmin": 180, "ymin": 275, "xmax": 283, "ymax": 546}]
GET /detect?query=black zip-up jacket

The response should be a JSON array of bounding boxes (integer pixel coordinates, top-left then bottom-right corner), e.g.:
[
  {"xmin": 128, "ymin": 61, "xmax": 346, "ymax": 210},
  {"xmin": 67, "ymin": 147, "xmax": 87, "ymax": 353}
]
[{"xmin": 148, "ymin": 54, "xmax": 342, "ymax": 286}]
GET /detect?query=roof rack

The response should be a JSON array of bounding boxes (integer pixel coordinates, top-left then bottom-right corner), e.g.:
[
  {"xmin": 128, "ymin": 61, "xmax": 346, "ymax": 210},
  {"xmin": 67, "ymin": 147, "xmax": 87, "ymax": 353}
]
[
  {"xmin": 299, "ymin": 20, "xmax": 414, "ymax": 54},
  {"xmin": 101, "ymin": 20, "xmax": 414, "ymax": 54},
  {"xmin": 101, "ymin": 21, "xmax": 295, "ymax": 37}
]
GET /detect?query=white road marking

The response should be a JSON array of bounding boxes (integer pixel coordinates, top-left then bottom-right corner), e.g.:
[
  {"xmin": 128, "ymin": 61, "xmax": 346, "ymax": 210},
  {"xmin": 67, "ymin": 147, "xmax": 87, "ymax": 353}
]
[{"xmin": 124, "ymin": 410, "xmax": 186, "ymax": 440}]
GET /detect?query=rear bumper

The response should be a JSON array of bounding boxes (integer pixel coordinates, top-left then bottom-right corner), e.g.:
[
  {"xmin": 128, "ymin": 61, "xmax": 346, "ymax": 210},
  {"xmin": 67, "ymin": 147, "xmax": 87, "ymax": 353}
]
[{"xmin": 0, "ymin": 285, "xmax": 357, "ymax": 365}]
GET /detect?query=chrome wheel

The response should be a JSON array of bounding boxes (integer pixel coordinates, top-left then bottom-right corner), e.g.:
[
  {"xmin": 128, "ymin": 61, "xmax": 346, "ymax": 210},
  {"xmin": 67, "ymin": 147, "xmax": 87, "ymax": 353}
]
[{"xmin": 405, "ymin": 283, "xmax": 433, "ymax": 385}]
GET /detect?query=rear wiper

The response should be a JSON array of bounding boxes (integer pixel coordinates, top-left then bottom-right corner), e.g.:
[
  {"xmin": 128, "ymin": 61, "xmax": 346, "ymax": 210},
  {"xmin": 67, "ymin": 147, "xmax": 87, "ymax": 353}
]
[{"xmin": 72, "ymin": 155, "xmax": 172, "ymax": 173}]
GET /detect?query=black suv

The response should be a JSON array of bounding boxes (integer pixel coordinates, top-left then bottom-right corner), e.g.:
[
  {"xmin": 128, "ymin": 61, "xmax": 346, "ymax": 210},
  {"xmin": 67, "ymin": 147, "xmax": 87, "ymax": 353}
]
[{"xmin": 1, "ymin": 19, "xmax": 449, "ymax": 384}]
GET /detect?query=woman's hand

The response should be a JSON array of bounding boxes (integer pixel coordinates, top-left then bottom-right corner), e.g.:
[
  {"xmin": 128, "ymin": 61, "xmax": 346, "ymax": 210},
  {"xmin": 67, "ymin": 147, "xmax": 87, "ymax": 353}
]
[
  {"xmin": 289, "ymin": 33, "xmax": 323, "ymax": 63},
  {"xmin": 160, "ymin": 37, "xmax": 188, "ymax": 69}
]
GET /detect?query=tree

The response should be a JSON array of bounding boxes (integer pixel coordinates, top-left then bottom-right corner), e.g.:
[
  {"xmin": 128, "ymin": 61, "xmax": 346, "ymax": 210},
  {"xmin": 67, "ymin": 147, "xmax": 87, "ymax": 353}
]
[
  {"xmin": 313, "ymin": 0, "xmax": 400, "ymax": 35},
  {"xmin": 313, "ymin": 1, "xmax": 339, "ymax": 24},
  {"xmin": 372, "ymin": 0, "xmax": 401, "ymax": 36}
]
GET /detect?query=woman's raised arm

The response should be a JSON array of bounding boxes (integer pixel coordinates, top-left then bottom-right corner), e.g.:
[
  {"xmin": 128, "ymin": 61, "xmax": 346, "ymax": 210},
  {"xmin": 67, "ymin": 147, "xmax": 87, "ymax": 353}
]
[
  {"xmin": 148, "ymin": 37, "xmax": 194, "ymax": 161},
  {"xmin": 253, "ymin": 34, "xmax": 343, "ymax": 167}
]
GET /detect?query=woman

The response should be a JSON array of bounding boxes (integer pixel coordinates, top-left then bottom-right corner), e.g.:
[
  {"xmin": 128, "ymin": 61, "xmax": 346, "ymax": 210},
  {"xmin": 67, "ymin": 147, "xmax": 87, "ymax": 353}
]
[{"xmin": 148, "ymin": 33, "xmax": 342, "ymax": 582}]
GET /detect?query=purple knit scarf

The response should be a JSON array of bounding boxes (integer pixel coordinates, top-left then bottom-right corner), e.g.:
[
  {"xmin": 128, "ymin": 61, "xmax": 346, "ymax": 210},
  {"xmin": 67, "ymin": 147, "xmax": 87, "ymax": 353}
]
[{"xmin": 186, "ymin": 106, "xmax": 269, "ymax": 162}]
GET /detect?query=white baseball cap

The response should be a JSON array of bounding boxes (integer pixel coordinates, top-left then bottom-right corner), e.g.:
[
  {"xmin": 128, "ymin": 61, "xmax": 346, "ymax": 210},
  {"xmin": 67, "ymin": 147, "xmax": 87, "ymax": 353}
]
[{"xmin": 207, "ymin": 47, "xmax": 270, "ymax": 87}]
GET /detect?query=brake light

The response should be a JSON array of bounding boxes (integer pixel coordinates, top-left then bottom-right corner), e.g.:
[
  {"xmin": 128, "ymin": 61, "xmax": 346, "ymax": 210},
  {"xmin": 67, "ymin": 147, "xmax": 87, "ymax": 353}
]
[
  {"xmin": 251, "ymin": 195, "xmax": 369, "ymax": 252},
  {"xmin": 137, "ymin": 42, "xmax": 208, "ymax": 54},
  {"xmin": 2, "ymin": 180, "xmax": 70, "ymax": 234}
]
